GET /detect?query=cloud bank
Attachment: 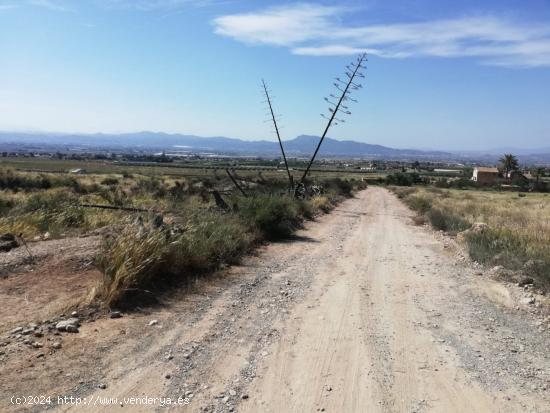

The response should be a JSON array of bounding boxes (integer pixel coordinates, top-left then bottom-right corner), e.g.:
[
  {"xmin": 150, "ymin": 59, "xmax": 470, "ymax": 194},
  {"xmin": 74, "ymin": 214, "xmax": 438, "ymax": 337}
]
[{"xmin": 213, "ymin": 3, "xmax": 550, "ymax": 68}]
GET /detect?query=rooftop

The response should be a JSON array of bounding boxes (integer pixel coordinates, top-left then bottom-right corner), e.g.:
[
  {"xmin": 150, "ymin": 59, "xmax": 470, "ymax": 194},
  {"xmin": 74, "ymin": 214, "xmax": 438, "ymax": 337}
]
[{"xmin": 474, "ymin": 167, "xmax": 499, "ymax": 173}]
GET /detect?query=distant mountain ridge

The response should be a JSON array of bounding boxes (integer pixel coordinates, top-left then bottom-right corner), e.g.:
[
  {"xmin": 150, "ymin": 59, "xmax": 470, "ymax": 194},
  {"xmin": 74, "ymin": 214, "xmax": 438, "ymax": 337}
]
[
  {"xmin": 0, "ymin": 131, "xmax": 452, "ymax": 159},
  {"xmin": 0, "ymin": 131, "xmax": 549, "ymax": 163}
]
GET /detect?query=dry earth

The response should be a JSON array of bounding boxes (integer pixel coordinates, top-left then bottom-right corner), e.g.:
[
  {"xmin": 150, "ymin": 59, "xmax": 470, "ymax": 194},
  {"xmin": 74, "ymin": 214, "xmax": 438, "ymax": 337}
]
[
  {"xmin": 0, "ymin": 236, "xmax": 101, "ymax": 332},
  {"xmin": 0, "ymin": 187, "xmax": 548, "ymax": 413}
]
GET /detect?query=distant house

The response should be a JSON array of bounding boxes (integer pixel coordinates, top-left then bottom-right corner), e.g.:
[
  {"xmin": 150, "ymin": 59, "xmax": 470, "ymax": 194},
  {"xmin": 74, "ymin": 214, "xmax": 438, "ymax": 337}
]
[
  {"xmin": 69, "ymin": 168, "xmax": 86, "ymax": 174},
  {"xmin": 472, "ymin": 167, "xmax": 499, "ymax": 184},
  {"xmin": 505, "ymin": 170, "xmax": 533, "ymax": 181},
  {"xmin": 506, "ymin": 170, "xmax": 531, "ymax": 187}
]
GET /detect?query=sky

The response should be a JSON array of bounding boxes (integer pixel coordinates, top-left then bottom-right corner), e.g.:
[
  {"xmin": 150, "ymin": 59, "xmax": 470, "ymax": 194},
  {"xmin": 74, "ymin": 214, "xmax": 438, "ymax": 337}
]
[{"xmin": 1, "ymin": 0, "xmax": 550, "ymax": 150}]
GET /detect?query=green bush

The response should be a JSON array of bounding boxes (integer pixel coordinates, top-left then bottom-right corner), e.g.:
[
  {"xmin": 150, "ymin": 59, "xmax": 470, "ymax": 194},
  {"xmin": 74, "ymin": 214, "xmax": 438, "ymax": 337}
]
[
  {"xmin": 24, "ymin": 190, "xmax": 78, "ymax": 213},
  {"xmin": 167, "ymin": 212, "xmax": 254, "ymax": 271},
  {"xmin": 386, "ymin": 172, "xmax": 426, "ymax": 186},
  {"xmin": 448, "ymin": 178, "xmax": 477, "ymax": 189},
  {"xmin": 404, "ymin": 195, "xmax": 432, "ymax": 214},
  {"xmin": 427, "ymin": 208, "xmax": 470, "ymax": 233},
  {"xmin": 236, "ymin": 194, "xmax": 301, "ymax": 239},
  {"xmin": 322, "ymin": 177, "xmax": 353, "ymax": 197},
  {"xmin": 0, "ymin": 169, "xmax": 52, "ymax": 191}
]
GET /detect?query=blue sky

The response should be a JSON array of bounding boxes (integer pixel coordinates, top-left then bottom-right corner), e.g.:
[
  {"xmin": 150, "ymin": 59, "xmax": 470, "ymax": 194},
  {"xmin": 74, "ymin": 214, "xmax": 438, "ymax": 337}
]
[{"xmin": 1, "ymin": 0, "xmax": 549, "ymax": 150}]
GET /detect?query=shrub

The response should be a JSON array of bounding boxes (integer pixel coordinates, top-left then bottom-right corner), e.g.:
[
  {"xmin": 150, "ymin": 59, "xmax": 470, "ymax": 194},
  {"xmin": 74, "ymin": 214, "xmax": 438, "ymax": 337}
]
[
  {"xmin": 323, "ymin": 178, "xmax": 353, "ymax": 197},
  {"xmin": 297, "ymin": 199, "xmax": 315, "ymax": 220},
  {"xmin": 426, "ymin": 208, "xmax": 470, "ymax": 233},
  {"xmin": 466, "ymin": 228, "xmax": 523, "ymax": 266},
  {"xmin": 101, "ymin": 177, "xmax": 120, "ymax": 186},
  {"xmin": 0, "ymin": 169, "xmax": 52, "ymax": 191},
  {"xmin": 466, "ymin": 228, "xmax": 550, "ymax": 290},
  {"xmin": 0, "ymin": 196, "xmax": 15, "ymax": 215},
  {"xmin": 386, "ymin": 172, "xmax": 426, "ymax": 186},
  {"xmin": 55, "ymin": 205, "xmax": 86, "ymax": 228},
  {"xmin": 449, "ymin": 178, "xmax": 476, "ymax": 189},
  {"xmin": 168, "ymin": 181, "xmax": 187, "ymax": 201},
  {"xmin": 167, "ymin": 212, "xmax": 254, "ymax": 271},
  {"xmin": 404, "ymin": 195, "xmax": 432, "ymax": 214},
  {"xmin": 434, "ymin": 178, "xmax": 450, "ymax": 188},
  {"xmin": 236, "ymin": 194, "xmax": 301, "ymax": 239},
  {"xmin": 392, "ymin": 187, "xmax": 416, "ymax": 199},
  {"xmin": 24, "ymin": 190, "xmax": 78, "ymax": 213}
]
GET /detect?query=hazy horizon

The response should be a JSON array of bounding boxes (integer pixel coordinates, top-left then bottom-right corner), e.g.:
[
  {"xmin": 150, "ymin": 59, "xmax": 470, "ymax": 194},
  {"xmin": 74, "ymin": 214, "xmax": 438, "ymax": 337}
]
[
  {"xmin": 1, "ymin": 129, "xmax": 549, "ymax": 153},
  {"xmin": 1, "ymin": 0, "xmax": 550, "ymax": 150}
]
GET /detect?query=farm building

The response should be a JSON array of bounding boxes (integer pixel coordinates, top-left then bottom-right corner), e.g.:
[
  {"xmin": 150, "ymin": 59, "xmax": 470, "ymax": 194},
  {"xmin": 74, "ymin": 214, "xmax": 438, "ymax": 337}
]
[{"xmin": 472, "ymin": 167, "xmax": 499, "ymax": 184}]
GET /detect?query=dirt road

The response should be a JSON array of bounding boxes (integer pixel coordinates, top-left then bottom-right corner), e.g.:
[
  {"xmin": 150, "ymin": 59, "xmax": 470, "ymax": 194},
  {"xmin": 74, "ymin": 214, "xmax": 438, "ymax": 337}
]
[{"xmin": 2, "ymin": 187, "xmax": 548, "ymax": 412}]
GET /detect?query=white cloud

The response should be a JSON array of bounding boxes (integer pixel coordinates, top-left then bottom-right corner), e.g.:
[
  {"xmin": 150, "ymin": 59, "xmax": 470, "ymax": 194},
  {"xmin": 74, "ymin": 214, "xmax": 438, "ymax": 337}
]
[
  {"xmin": 98, "ymin": 0, "xmax": 219, "ymax": 11},
  {"xmin": 212, "ymin": 3, "xmax": 550, "ymax": 68},
  {"xmin": 214, "ymin": 3, "xmax": 338, "ymax": 46}
]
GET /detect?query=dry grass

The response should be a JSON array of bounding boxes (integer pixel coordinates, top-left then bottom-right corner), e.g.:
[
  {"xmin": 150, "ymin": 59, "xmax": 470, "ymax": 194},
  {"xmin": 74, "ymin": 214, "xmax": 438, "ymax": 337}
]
[
  {"xmin": 0, "ymin": 166, "xmax": 366, "ymax": 306},
  {"xmin": 393, "ymin": 187, "xmax": 550, "ymax": 290},
  {"xmin": 311, "ymin": 196, "xmax": 333, "ymax": 213}
]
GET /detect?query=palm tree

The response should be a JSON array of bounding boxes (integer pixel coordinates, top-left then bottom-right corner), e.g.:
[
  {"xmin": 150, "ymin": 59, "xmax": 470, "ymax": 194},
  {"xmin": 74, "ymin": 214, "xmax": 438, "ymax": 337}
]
[{"xmin": 499, "ymin": 154, "xmax": 519, "ymax": 178}]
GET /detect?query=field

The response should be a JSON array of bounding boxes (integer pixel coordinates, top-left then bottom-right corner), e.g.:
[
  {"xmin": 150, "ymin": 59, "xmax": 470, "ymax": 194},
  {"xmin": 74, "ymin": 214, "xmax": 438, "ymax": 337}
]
[
  {"xmin": 392, "ymin": 186, "xmax": 550, "ymax": 290},
  {"xmin": 0, "ymin": 159, "xmax": 367, "ymax": 308}
]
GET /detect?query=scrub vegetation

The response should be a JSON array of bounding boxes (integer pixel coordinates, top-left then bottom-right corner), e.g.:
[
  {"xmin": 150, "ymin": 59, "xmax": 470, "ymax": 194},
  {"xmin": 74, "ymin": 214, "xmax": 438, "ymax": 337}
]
[
  {"xmin": 393, "ymin": 187, "xmax": 550, "ymax": 290},
  {"xmin": 0, "ymin": 166, "xmax": 366, "ymax": 306}
]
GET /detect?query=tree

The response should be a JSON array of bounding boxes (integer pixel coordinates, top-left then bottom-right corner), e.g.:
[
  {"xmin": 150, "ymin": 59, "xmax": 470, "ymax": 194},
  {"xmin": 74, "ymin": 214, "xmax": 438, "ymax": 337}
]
[
  {"xmin": 532, "ymin": 167, "xmax": 545, "ymax": 183},
  {"xmin": 499, "ymin": 153, "xmax": 519, "ymax": 178}
]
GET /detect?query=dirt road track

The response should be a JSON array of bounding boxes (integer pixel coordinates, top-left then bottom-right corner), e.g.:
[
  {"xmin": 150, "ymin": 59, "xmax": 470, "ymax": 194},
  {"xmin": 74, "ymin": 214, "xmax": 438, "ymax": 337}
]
[
  {"xmin": 2, "ymin": 188, "xmax": 548, "ymax": 413},
  {"xmin": 240, "ymin": 187, "xmax": 549, "ymax": 413}
]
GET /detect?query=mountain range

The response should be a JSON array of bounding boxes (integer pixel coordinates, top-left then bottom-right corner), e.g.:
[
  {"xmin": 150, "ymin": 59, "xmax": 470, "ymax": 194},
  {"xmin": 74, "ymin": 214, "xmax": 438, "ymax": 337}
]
[{"xmin": 0, "ymin": 131, "xmax": 548, "ymax": 163}]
